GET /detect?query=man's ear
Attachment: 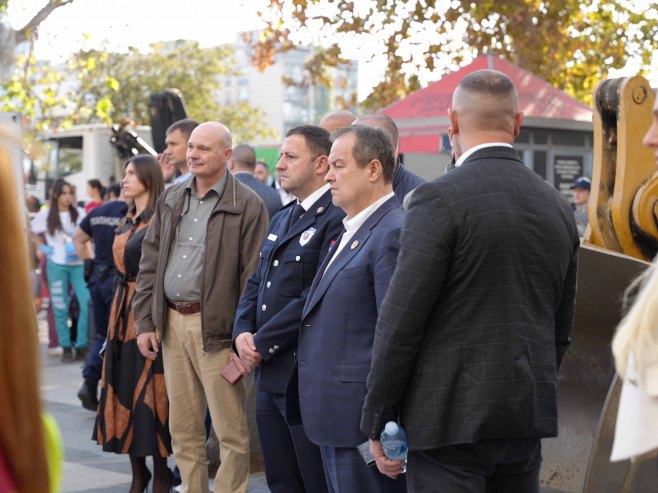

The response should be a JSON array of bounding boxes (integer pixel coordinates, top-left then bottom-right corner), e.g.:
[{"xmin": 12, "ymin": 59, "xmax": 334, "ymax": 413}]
[
  {"xmin": 513, "ymin": 111, "xmax": 525, "ymax": 137},
  {"xmin": 367, "ymin": 159, "xmax": 383, "ymax": 182},
  {"xmin": 224, "ymin": 147, "xmax": 233, "ymax": 163},
  {"xmin": 448, "ymin": 108, "xmax": 459, "ymax": 135},
  {"xmin": 315, "ymin": 155, "xmax": 329, "ymax": 175}
]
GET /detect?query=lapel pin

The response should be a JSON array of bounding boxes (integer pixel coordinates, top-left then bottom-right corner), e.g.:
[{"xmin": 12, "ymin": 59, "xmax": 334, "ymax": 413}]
[
  {"xmin": 351, "ymin": 240, "xmax": 359, "ymax": 250},
  {"xmin": 316, "ymin": 206, "xmax": 324, "ymax": 213}
]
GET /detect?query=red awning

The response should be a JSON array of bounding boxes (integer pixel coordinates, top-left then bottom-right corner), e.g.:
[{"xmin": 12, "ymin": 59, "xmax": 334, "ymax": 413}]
[
  {"xmin": 384, "ymin": 55, "xmax": 593, "ymax": 153},
  {"xmin": 399, "ymin": 134, "xmax": 442, "ymax": 153}
]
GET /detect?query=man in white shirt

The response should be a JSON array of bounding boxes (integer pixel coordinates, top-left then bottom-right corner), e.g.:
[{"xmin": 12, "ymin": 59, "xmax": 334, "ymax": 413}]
[{"xmin": 295, "ymin": 125, "xmax": 407, "ymax": 492}]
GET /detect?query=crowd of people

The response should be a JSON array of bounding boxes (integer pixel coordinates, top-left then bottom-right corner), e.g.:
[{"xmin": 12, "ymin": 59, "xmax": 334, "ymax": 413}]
[{"xmin": 3, "ymin": 69, "xmax": 658, "ymax": 493}]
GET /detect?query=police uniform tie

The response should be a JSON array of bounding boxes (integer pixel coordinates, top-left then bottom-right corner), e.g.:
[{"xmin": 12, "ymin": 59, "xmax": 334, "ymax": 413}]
[{"xmin": 288, "ymin": 203, "xmax": 305, "ymax": 231}]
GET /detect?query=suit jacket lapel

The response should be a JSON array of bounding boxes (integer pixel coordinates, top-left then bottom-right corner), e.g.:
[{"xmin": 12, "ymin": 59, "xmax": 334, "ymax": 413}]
[
  {"xmin": 303, "ymin": 196, "xmax": 399, "ymax": 317},
  {"xmin": 305, "ymin": 226, "xmax": 372, "ymax": 315},
  {"xmin": 280, "ymin": 190, "xmax": 332, "ymax": 244},
  {"xmin": 304, "ymin": 229, "xmax": 343, "ymax": 309}
]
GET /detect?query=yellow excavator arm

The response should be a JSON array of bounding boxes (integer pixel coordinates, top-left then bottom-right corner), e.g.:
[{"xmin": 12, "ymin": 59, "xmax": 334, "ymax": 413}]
[{"xmin": 541, "ymin": 76, "xmax": 656, "ymax": 492}]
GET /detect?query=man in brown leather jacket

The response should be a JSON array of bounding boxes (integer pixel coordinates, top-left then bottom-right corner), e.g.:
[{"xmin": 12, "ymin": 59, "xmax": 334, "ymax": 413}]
[{"xmin": 133, "ymin": 122, "xmax": 268, "ymax": 493}]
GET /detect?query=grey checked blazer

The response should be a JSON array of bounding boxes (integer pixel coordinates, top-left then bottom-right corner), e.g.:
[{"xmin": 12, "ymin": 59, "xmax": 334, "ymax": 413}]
[{"xmin": 360, "ymin": 146, "xmax": 579, "ymax": 450}]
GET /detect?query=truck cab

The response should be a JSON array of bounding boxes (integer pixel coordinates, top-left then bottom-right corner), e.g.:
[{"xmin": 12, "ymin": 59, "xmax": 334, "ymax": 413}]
[{"xmin": 32, "ymin": 123, "xmax": 153, "ymax": 203}]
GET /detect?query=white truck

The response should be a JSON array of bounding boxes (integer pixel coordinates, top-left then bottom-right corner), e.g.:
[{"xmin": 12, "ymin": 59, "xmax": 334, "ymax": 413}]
[
  {"xmin": 5, "ymin": 89, "xmax": 187, "ymax": 203},
  {"xmin": 31, "ymin": 123, "xmax": 155, "ymax": 203}
]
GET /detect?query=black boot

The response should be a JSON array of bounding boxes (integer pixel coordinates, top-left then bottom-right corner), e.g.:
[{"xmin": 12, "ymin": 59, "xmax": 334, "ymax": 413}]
[
  {"xmin": 77, "ymin": 380, "xmax": 98, "ymax": 411},
  {"xmin": 75, "ymin": 347, "xmax": 88, "ymax": 362},
  {"xmin": 61, "ymin": 347, "xmax": 74, "ymax": 363}
]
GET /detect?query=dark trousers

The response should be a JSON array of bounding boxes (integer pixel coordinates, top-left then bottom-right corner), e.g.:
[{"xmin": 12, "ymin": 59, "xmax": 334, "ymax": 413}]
[
  {"xmin": 407, "ymin": 438, "xmax": 541, "ymax": 493},
  {"xmin": 256, "ymin": 390, "xmax": 328, "ymax": 493},
  {"xmin": 82, "ymin": 274, "xmax": 114, "ymax": 384},
  {"xmin": 320, "ymin": 445, "xmax": 407, "ymax": 493}
]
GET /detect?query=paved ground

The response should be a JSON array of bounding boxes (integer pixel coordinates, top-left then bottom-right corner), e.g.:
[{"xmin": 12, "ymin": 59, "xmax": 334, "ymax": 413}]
[{"xmin": 38, "ymin": 315, "xmax": 268, "ymax": 492}]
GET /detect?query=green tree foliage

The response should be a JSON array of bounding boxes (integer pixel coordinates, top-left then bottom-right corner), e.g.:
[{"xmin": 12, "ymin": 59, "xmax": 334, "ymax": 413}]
[
  {"xmin": 1, "ymin": 0, "xmax": 76, "ymax": 129},
  {"xmin": 253, "ymin": 0, "xmax": 658, "ymax": 109},
  {"xmin": 71, "ymin": 40, "xmax": 275, "ymax": 142},
  {"xmin": 1, "ymin": 49, "xmax": 71, "ymax": 128}
]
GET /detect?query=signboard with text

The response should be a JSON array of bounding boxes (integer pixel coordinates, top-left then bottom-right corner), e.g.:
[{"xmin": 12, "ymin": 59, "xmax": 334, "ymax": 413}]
[{"xmin": 554, "ymin": 155, "xmax": 584, "ymax": 197}]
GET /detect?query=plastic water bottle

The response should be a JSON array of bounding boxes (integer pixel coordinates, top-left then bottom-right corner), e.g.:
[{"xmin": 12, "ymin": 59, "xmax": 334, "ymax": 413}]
[{"xmin": 380, "ymin": 421, "xmax": 408, "ymax": 473}]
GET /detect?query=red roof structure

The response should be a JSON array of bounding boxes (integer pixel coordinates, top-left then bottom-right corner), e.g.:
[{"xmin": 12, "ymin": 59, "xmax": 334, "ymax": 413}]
[{"xmin": 383, "ymin": 55, "xmax": 593, "ymax": 153}]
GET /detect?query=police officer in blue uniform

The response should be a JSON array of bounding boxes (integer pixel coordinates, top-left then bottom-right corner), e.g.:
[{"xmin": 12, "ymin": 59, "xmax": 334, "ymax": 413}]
[
  {"xmin": 72, "ymin": 185, "xmax": 127, "ymax": 410},
  {"xmin": 233, "ymin": 125, "xmax": 344, "ymax": 493}
]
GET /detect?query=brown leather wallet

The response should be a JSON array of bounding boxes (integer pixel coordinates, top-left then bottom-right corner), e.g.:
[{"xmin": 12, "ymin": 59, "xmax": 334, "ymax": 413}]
[{"xmin": 221, "ymin": 359, "xmax": 243, "ymax": 384}]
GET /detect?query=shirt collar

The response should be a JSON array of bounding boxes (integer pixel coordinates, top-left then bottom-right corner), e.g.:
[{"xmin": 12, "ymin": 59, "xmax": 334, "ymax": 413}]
[
  {"xmin": 187, "ymin": 169, "xmax": 228, "ymax": 199},
  {"xmin": 343, "ymin": 192, "xmax": 395, "ymax": 232},
  {"xmin": 454, "ymin": 142, "xmax": 513, "ymax": 167},
  {"xmin": 300, "ymin": 183, "xmax": 330, "ymax": 212},
  {"xmin": 125, "ymin": 206, "xmax": 153, "ymax": 228},
  {"xmin": 174, "ymin": 171, "xmax": 192, "ymax": 185}
]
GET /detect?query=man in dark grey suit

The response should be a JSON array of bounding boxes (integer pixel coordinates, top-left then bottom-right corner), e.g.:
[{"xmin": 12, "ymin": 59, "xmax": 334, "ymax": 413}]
[
  {"xmin": 361, "ymin": 70, "xmax": 580, "ymax": 492},
  {"xmin": 230, "ymin": 143, "xmax": 283, "ymax": 219}
]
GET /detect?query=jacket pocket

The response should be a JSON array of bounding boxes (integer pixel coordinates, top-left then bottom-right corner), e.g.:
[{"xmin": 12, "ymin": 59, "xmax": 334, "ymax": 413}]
[{"xmin": 279, "ymin": 248, "xmax": 320, "ymax": 297}]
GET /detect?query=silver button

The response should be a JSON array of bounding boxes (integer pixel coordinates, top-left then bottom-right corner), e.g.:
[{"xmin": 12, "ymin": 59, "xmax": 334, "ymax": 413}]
[
  {"xmin": 274, "ymin": 345, "xmax": 279, "ymax": 350},
  {"xmin": 261, "ymin": 304, "xmax": 267, "ymax": 311},
  {"xmin": 269, "ymin": 348, "xmax": 275, "ymax": 354},
  {"xmin": 200, "ymin": 200, "xmax": 204, "ymax": 204},
  {"xmin": 177, "ymin": 274, "xmax": 182, "ymax": 278},
  {"xmin": 273, "ymin": 260, "xmax": 279, "ymax": 266},
  {"xmin": 194, "ymin": 218, "xmax": 198, "ymax": 222},
  {"xmin": 183, "ymin": 255, "xmax": 187, "ymax": 259},
  {"xmin": 266, "ymin": 281, "xmax": 271, "ymax": 288},
  {"xmin": 295, "ymin": 255, "xmax": 300, "ymax": 261},
  {"xmin": 188, "ymin": 237, "xmax": 193, "ymax": 241}
]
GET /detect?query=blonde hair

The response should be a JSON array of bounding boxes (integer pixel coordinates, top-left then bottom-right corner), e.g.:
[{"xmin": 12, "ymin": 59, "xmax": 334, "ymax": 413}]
[
  {"xmin": 0, "ymin": 144, "xmax": 50, "ymax": 492},
  {"xmin": 612, "ymin": 256, "xmax": 658, "ymax": 378}
]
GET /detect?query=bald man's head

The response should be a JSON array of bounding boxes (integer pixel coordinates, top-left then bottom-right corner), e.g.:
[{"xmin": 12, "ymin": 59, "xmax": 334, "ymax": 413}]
[
  {"xmin": 319, "ymin": 110, "xmax": 357, "ymax": 133},
  {"xmin": 449, "ymin": 70, "xmax": 524, "ymax": 157},
  {"xmin": 353, "ymin": 114, "xmax": 399, "ymax": 156},
  {"xmin": 452, "ymin": 70, "xmax": 520, "ymax": 134},
  {"xmin": 192, "ymin": 121, "xmax": 233, "ymax": 149},
  {"xmin": 187, "ymin": 122, "xmax": 233, "ymax": 183},
  {"xmin": 231, "ymin": 143, "xmax": 257, "ymax": 172}
]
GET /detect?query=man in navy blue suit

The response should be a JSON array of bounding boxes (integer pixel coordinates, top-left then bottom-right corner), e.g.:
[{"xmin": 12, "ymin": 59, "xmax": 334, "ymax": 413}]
[
  {"xmin": 297, "ymin": 125, "xmax": 407, "ymax": 492},
  {"xmin": 233, "ymin": 125, "xmax": 344, "ymax": 492}
]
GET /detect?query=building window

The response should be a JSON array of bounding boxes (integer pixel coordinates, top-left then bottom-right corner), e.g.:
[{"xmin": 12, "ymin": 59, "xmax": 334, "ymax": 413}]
[{"xmin": 534, "ymin": 151, "xmax": 547, "ymax": 179}]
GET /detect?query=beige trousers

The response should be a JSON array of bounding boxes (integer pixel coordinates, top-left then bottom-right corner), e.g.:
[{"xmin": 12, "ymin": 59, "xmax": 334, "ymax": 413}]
[{"xmin": 163, "ymin": 309, "xmax": 250, "ymax": 493}]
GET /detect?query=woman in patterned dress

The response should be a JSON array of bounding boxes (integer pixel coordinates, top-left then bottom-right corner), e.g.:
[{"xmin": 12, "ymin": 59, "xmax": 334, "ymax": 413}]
[{"xmin": 94, "ymin": 155, "xmax": 171, "ymax": 492}]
